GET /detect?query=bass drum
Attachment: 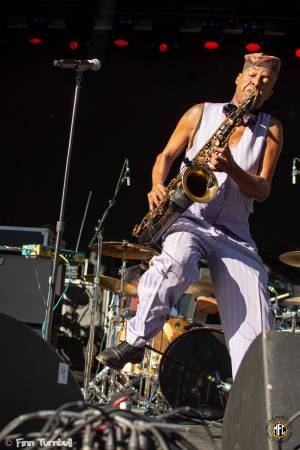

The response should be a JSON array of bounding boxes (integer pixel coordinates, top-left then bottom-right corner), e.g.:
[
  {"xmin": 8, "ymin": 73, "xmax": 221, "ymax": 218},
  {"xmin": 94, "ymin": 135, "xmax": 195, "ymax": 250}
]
[{"xmin": 158, "ymin": 325, "xmax": 232, "ymax": 418}]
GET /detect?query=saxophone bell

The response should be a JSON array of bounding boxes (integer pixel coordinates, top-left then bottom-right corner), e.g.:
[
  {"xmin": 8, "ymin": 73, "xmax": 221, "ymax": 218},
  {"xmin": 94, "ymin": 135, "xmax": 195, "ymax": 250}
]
[{"xmin": 181, "ymin": 163, "xmax": 219, "ymax": 203}]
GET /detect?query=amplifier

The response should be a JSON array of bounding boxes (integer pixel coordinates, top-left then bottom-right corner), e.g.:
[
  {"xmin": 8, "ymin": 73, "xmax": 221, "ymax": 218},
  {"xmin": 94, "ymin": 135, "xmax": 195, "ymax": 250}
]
[
  {"xmin": 0, "ymin": 253, "xmax": 63, "ymax": 324},
  {"xmin": 0, "ymin": 225, "xmax": 53, "ymax": 246},
  {"xmin": 22, "ymin": 244, "xmax": 86, "ymax": 264}
]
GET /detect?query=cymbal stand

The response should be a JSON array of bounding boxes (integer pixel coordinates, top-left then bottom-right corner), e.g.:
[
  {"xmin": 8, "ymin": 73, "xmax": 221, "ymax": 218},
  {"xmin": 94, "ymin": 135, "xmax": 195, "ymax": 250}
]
[
  {"xmin": 290, "ymin": 306, "xmax": 298, "ymax": 333},
  {"xmin": 84, "ymin": 158, "xmax": 130, "ymax": 400},
  {"xmin": 118, "ymin": 241, "xmax": 129, "ymax": 320}
]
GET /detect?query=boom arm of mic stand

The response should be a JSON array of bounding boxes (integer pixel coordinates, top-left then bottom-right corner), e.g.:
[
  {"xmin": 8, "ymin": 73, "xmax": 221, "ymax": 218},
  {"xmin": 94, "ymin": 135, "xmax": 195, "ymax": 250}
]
[
  {"xmin": 88, "ymin": 157, "xmax": 127, "ymax": 249},
  {"xmin": 83, "ymin": 158, "xmax": 129, "ymax": 400}
]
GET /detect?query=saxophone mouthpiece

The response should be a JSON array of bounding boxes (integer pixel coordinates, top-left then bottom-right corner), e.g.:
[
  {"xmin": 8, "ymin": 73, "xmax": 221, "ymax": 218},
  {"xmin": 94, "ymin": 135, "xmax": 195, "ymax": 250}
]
[
  {"xmin": 243, "ymin": 90, "xmax": 259, "ymax": 110},
  {"xmin": 251, "ymin": 90, "xmax": 260, "ymax": 108}
]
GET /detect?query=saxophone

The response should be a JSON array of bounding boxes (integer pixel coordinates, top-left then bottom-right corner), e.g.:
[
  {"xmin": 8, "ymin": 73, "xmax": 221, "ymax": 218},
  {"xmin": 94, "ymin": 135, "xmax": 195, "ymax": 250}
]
[{"xmin": 132, "ymin": 92, "xmax": 258, "ymax": 245}]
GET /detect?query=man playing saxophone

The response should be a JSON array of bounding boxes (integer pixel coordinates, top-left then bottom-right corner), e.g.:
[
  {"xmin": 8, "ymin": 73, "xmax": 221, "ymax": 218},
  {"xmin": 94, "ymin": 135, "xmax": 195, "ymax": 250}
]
[{"xmin": 97, "ymin": 53, "xmax": 283, "ymax": 380}]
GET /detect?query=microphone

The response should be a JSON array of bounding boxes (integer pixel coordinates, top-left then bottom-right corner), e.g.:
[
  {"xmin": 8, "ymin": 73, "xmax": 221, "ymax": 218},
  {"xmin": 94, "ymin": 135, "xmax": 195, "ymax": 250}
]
[
  {"xmin": 292, "ymin": 158, "xmax": 297, "ymax": 185},
  {"xmin": 125, "ymin": 159, "xmax": 131, "ymax": 186},
  {"xmin": 53, "ymin": 59, "xmax": 101, "ymax": 71}
]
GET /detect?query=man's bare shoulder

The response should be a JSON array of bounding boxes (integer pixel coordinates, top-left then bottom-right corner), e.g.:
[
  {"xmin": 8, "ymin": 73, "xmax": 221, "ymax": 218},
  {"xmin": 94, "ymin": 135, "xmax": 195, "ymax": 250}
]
[
  {"xmin": 182, "ymin": 103, "xmax": 204, "ymax": 127},
  {"xmin": 268, "ymin": 116, "xmax": 282, "ymax": 130}
]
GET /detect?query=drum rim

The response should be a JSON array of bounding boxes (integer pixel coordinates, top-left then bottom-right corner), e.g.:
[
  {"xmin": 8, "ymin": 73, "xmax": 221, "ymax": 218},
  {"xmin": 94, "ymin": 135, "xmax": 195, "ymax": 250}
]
[
  {"xmin": 165, "ymin": 314, "xmax": 193, "ymax": 322},
  {"xmin": 158, "ymin": 323, "xmax": 225, "ymax": 374}
]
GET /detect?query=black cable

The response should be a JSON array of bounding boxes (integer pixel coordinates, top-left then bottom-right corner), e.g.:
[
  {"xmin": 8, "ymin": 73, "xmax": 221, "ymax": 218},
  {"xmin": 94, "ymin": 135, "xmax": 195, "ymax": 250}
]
[
  {"xmin": 0, "ymin": 411, "xmax": 56, "ymax": 442},
  {"xmin": 143, "ymin": 425, "xmax": 170, "ymax": 450},
  {"xmin": 40, "ymin": 401, "xmax": 85, "ymax": 435},
  {"xmin": 289, "ymin": 410, "xmax": 300, "ymax": 424},
  {"xmin": 103, "ymin": 427, "xmax": 116, "ymax": 450},
  {"xmin": 156, "ymin": 406, "xmax": 218, "ymax": 450},
  {"xmin": 168, "ymin": 431, "xmax": 199, "ymax": 450},
  {"xmin": 58, "ymin": 412, "xmax": 104, "ymax": 439},
  {"xmin": 128, "ymin": 427, "xmax": 139, "ymax": 450}
]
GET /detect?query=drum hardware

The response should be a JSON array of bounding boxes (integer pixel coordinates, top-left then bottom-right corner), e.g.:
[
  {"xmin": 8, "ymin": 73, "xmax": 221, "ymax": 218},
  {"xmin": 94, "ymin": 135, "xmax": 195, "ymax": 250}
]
[
  {"xmin": 207, "ymin": 374, "xmax": 232, "ymax": 394},
  {"xmin": 269, "ymin": 291, "xmax": 290, "ymax": 317},
  {"xmin": 271, "ymin": 293, "xmax": 300, "ymax": 333},
  {"xmin": 279, "ymin": 250, "xmax": 300, "ymax": 268},
  {"xmin": 88, "ymin": 367, "xmax": 137, "ymax": 405},
  {"xmin": 91, "ymin": 241, "xmax": 159, "ymax": 260}
]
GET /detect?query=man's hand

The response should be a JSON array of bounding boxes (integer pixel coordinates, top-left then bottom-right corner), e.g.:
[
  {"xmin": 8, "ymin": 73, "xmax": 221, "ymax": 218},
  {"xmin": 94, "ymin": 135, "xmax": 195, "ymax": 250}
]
[
  {"xmin": 208, "ymin": 146, "xmax": 234, "ymax": 173},
  {"xmin": 147, "ymin": 183, "xmax": 167, "ymax": 210}
]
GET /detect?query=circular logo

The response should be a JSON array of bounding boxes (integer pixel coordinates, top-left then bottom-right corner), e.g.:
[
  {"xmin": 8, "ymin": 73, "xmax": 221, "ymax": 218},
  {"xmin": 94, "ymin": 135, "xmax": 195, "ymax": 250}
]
[{"xmin": 266, "ymin": 416, "xmax": 292, "ymax": 442}]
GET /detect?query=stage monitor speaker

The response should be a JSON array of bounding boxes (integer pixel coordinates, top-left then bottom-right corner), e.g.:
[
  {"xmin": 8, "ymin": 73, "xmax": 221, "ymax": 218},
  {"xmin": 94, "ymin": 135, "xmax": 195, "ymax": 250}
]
[
  {"xmin": 0, "ymin": 253, "xmax": 62, "ymax": 324},
  {"xmin": 222, "ymin": 331, "xmax": 300, "ymax": 450},
  {"xmin": 0, "ymin": 313, "xmax": 83, "ymax": 433}
]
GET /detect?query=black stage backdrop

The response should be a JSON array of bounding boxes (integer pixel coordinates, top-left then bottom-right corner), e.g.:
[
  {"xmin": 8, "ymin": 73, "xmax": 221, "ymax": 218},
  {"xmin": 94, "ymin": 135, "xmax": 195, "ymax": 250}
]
[{"xmin": 1, "ymin": 29, "xmax": 300, "ymax": 282}]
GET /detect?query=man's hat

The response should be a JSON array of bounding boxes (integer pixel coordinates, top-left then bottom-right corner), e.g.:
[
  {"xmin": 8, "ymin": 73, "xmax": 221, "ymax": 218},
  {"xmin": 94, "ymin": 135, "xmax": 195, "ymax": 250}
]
[{"xmin": 243, "ymin": 52, "xmax": 281, "ymax": 75}]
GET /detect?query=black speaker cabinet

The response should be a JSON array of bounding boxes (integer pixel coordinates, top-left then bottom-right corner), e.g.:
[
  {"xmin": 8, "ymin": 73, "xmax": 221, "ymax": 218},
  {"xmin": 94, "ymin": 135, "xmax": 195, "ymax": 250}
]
[
  {"xmin": 0, "ymin": 313, "xmax": 83, "ymax": 432},
  {"xmin": 0, "ymin": 253, "xmax": 62, "ymax": 324},
  {"xmin": 222, "ymin": 331, "xmax": 300, "ymax": 450}
]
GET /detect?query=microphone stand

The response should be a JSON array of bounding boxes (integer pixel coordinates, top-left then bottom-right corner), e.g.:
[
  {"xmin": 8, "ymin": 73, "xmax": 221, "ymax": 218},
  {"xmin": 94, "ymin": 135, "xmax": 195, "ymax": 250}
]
[
  {"xmin": 44, "ymin": 69, "xmax": 84, "ymax": 343},
  {"xmin": 83, "ymin": 158, "xmax": 128, "ymax": 400}
]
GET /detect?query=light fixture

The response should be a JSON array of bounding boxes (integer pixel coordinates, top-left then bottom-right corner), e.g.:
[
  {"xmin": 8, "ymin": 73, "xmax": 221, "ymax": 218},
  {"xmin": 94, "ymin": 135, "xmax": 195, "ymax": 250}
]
[
  {"xmin": 112, "ymin": 16, "xmax": 132, "ymax": 48},
  {"xmin": 243, "ymin": 23, "xmax": 263, "ymax": 53},
  {"xmin": 201, "ymin": 20, "xmax": 222, "ymax": 51},
  {"xmin": 27, "ymin": 15, "xmax": 48, "ymax": 45}
]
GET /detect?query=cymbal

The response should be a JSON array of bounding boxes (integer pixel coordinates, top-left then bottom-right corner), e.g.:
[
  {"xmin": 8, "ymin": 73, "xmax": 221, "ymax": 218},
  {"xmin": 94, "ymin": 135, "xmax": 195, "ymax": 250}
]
[
  {"xmin": 84, "ymin": 275, "xmax": 137, "ymax": 296},
  {"xmin": 195, "ymin": 296, "xmax": 218, "ymax": 315},
  {"xmin": 185, "ymin": 279, "xmax": 214, "ymax": 295},
  {"xmin": 279, "ymin": 251, "xmax": 300, "ymax": 269},
  {"xmin": 93, "ymin": 241, "xmax": 159, "ymax": 260},
  {"xmin": 281, "ymin": 297, "xmax": 300, "ymax": 307}
]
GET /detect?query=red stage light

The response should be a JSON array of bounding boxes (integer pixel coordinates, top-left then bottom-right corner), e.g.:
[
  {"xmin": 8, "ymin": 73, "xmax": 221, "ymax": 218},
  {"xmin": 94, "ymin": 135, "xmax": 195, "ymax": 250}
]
[
  {"xmin": 159, "ymin": 43, "xmax": 169, "ymax": 53},
  {"xmin": 295, "ymin": 48, "xmax": 300, "ymax": 58},
  {"xmin": 114, "ymin": 39, "xmax": 129, "ymax": 47},
  {"xmin": 245, "ymin": 42, "xmax": 261, "ymax": 53},
  {"xmin": 28, "ymin": 37, "xmax": 43, "ymax": 45},
  {"xmin": 69, "ymin": 40, "xmax": 79, "ymax": 50},
  {"xmin": 203, "ymin": 41, "xmax": 219, "ymax": 50}
]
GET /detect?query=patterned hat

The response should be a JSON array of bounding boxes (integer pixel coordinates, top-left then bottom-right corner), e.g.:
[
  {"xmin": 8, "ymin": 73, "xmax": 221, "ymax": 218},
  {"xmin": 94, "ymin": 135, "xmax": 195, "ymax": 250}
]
[{"xmin": 243, "ymin": 52, "xmax": 281, "ymax": 75}]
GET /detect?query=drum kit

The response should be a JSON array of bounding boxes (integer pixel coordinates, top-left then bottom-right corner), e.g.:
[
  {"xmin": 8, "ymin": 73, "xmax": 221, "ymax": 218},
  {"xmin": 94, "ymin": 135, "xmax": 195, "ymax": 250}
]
[
  {"xmin": 85, "ymin": 240, "xmax": 231, "ymax": 417},
  {"xmin": 83, "ymin": 244, "xmax": 300, "ymax": 416},
  {"xmin": 271, "ymin": 250, "xmax": 300, "ymax": 333}
]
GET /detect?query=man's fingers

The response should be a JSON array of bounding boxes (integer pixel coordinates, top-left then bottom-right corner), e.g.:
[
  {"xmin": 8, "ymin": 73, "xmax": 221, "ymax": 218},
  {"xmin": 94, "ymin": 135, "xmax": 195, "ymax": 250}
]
[
  {"xmin": 156, "ymin": 184, "xmax": 167, "ymax": 196},
  {"xmin": 147, "ymin": 183, "xmax": 167, "ymax": 210}
]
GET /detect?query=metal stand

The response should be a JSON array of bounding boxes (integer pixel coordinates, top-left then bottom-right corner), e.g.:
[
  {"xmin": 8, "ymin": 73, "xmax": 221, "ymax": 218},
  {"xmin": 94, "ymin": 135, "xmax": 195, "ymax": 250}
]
[
  {"xmin": 44, "ymin": 70, "xmax": 83, "ymax": 343},
  {"xmin": 83, "ymin": 158, "xmax": 130, "ymax": 400}
]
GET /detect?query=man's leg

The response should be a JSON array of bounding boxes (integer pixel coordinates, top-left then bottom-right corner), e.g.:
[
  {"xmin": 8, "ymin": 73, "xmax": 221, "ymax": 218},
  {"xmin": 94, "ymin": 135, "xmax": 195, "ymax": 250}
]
[
  {"xmin": 97, "ymin": 228, "xmax": 204, "ymax": 369},
  {"xmin": 207, "ymin": 235, "xmax": 273, "ymax": 379}
]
